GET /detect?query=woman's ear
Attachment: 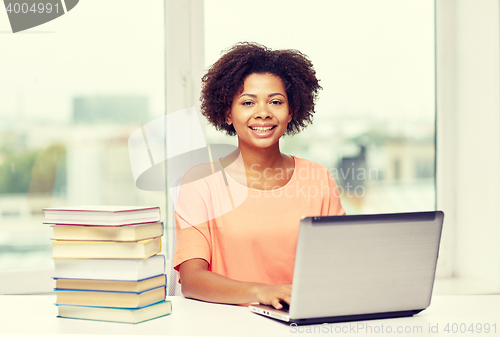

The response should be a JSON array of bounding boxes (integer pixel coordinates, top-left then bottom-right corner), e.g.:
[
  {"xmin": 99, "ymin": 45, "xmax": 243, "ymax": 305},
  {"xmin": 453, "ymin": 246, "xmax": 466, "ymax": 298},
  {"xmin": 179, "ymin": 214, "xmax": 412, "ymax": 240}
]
[
  {"xmin": 226, "ymin": 111, "xmax": 233, "ymax": 125},
  {"xmin": 287, "ymin": 109, "xmax": 293, "ymax": 123}
]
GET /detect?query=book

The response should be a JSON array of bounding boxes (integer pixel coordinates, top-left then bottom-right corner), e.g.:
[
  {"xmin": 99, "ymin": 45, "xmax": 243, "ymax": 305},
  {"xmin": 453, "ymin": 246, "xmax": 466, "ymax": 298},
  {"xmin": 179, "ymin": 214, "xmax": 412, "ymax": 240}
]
[
  {"xmin": 52, "ymin": 237, "xmax": 161, "ymax": 259},
  {"xmin": 57, "ymin": 300, "xmax": 172, "ymax": 324},
  {"xmin": 51, "ymin": 222, "xmax": 164, "ymax": 241},
  {"xmin": 55, "ymin": 286, "xmax": 165, "ymax": 308},
  {"xmin": 43, "ymin": 205, "xmax": 161, "ymax": 226},
  {"xmin": 53, "ymin": 254, "xmax": 165, "ymax": 281},
  {"xmin": 55, "ymin": 274, "xmax": 166, "ymax": 292}
]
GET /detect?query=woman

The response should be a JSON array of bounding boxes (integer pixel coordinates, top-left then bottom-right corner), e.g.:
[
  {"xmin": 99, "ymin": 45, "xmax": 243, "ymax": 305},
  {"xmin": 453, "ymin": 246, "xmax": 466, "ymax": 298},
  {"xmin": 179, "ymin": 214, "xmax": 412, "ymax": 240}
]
[{"xmin": 174, "ymin": 42, "xmax": 345, "ymax": 309}]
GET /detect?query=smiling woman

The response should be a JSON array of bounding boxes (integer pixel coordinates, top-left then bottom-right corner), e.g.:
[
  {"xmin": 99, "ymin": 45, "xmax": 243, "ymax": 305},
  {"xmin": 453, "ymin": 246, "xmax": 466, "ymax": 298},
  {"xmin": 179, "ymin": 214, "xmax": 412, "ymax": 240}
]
[
  {"xmin": 197, "ymin": 0, "xmax": 442, "ymax": 282},
  {"xmin": 174, "ymin": 42, "xmax": 345, "ymax": 309}
]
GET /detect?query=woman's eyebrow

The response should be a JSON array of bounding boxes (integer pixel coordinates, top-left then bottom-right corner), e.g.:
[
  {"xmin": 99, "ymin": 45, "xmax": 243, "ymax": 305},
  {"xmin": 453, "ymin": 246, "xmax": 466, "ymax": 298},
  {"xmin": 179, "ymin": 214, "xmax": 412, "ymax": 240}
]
[
  {"xmin": 238, "ymin": 93, "xmax": 286, "ymax": 99},
  {"xmin": 238, "ymin": 93, "xmax": 257, "ymax": 99}
]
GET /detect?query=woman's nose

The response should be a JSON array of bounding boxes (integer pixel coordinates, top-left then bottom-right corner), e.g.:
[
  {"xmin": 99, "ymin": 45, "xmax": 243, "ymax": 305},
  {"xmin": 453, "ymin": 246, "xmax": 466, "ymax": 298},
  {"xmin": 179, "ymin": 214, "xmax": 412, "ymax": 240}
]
[{"xmin": 254, "ymin": 102, "xmax": 272, "ymax": 119}]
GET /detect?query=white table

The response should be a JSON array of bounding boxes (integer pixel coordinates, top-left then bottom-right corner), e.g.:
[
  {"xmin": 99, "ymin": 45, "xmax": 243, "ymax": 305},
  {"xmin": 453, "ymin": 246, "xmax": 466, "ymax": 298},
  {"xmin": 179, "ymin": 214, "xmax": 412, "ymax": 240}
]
[{"xmin": 0, "ymin": 295, "xmax": 499, "ymax": 336}]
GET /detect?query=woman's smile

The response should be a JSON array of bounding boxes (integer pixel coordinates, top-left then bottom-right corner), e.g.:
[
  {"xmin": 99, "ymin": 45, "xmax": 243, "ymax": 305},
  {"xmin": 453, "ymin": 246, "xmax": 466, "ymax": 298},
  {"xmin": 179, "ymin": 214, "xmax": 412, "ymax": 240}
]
[{"xmin": 249, "ymin": 123, "xmax": 278, "ymax": 137}]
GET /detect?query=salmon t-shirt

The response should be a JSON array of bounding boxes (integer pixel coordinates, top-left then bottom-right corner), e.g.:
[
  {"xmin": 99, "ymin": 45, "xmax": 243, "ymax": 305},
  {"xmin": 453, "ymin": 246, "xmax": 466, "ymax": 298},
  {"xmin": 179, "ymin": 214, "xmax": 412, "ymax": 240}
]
[{"xmin": 173, "ymin": 156, "xmax": 345, "ymax": 285}]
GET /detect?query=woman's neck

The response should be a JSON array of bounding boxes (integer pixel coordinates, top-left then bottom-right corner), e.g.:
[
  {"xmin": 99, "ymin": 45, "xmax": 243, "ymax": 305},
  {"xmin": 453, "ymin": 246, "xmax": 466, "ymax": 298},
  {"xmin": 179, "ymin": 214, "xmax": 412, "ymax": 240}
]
[
  {"xmin": 225, "ymin": 140, "xmax": 294, "ymax": 190},
  {"xmin": 238, "ymin": 141, "xmax": 285, "ymax": 171}
]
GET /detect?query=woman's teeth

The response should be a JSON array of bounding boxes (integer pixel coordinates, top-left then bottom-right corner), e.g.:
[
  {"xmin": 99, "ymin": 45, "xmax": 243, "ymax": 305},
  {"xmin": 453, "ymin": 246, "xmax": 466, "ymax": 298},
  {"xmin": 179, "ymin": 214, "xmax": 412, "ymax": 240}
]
[{"xmin": 251, "ymin": 126, "xmax": 274, "ymax": 133}]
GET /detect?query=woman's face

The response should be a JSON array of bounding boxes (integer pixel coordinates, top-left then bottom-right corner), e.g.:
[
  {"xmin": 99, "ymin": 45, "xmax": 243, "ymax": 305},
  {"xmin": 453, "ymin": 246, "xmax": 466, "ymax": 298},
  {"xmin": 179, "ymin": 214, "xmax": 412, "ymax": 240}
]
[{"xmin": 227, "ymin": 73, "xmax": 292, "ymax": 150}]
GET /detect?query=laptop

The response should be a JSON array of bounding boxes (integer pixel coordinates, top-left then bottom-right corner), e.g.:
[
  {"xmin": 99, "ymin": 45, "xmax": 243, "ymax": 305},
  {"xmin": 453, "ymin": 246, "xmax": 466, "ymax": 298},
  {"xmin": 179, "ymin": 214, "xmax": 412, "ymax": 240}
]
[{"xmin": 249, "ymin": 211, "xmax": 444, "ymax": 325}]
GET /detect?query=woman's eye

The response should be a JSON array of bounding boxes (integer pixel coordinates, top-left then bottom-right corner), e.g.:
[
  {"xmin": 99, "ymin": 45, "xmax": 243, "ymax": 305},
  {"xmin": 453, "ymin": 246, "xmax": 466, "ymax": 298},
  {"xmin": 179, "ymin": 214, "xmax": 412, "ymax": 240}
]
[
  {"xmin": 271, "ymin": 100, "xmax": 282, "ymax": 105},
  {"xmin": 242, "ymin": 101, "xmax": 253, "ymax": 106}
]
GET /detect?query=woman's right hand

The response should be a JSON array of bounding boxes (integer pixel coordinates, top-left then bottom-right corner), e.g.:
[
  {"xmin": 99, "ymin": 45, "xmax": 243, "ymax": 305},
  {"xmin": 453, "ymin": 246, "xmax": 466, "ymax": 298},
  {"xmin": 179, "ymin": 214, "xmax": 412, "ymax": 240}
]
[
  {"xmin": 179, "ymin": 259, "xmax": 292, "ymax": 308},
  {"xmin": 252, "ymin": 284, "xmax": 292, "ymax": 310}
]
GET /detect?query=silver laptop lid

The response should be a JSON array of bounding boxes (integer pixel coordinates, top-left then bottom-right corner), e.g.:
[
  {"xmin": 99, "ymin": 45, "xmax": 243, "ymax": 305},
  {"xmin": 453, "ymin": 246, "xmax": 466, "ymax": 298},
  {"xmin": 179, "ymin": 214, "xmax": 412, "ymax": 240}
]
[{"xmin": 289, "ymin": 211, "xmax": 444, "ymax": 320}]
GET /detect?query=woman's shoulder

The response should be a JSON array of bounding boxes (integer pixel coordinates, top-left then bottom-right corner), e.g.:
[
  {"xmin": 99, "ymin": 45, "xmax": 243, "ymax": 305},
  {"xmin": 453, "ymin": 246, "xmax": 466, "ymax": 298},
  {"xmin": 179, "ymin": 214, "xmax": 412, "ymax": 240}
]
[{"xmin": 291, "ymin": 156, "xmax": 333, "ymax": 182}]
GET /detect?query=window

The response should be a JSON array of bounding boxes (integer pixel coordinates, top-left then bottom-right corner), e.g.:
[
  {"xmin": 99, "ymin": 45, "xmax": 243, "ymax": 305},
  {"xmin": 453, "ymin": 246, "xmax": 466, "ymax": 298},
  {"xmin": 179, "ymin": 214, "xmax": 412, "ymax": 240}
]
[
  {"xmin": 0, "ymin": 0, "xmax": 166, "ymax": 294},
  {"xmin": 10, "ymin": 0, "xmax": 494, "ymax": 295}
]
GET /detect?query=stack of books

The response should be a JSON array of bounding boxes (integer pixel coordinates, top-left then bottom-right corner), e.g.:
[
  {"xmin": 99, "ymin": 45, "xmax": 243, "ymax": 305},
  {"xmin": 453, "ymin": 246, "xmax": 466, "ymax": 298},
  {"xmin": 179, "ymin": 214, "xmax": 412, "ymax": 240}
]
[{"xmin": 43, "ymin": 205, "xmax": 172, "ymax": 324}]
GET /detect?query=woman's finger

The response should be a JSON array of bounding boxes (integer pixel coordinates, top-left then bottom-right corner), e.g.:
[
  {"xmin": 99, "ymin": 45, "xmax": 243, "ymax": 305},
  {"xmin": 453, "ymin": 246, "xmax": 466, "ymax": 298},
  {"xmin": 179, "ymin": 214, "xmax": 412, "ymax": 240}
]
[{"xmin": 272, "ymin": 298, "xmax": 282, "ymax": 310}]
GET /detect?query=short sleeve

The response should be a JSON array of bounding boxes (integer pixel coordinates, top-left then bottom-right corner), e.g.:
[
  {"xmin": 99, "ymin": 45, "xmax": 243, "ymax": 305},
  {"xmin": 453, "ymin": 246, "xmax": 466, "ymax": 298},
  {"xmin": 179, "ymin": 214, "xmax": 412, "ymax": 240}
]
[{"xmin": 173, "ymin": 173, "xmax": 213, "ymax": 273}]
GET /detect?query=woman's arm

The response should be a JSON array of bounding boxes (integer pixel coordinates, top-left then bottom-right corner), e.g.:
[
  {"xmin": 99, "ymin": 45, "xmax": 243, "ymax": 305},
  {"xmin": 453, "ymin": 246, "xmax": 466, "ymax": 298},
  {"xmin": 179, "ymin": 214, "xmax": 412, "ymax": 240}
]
[{"xmin": 179, "ymin": 258, "xmax": 291, "ymax": 309}]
